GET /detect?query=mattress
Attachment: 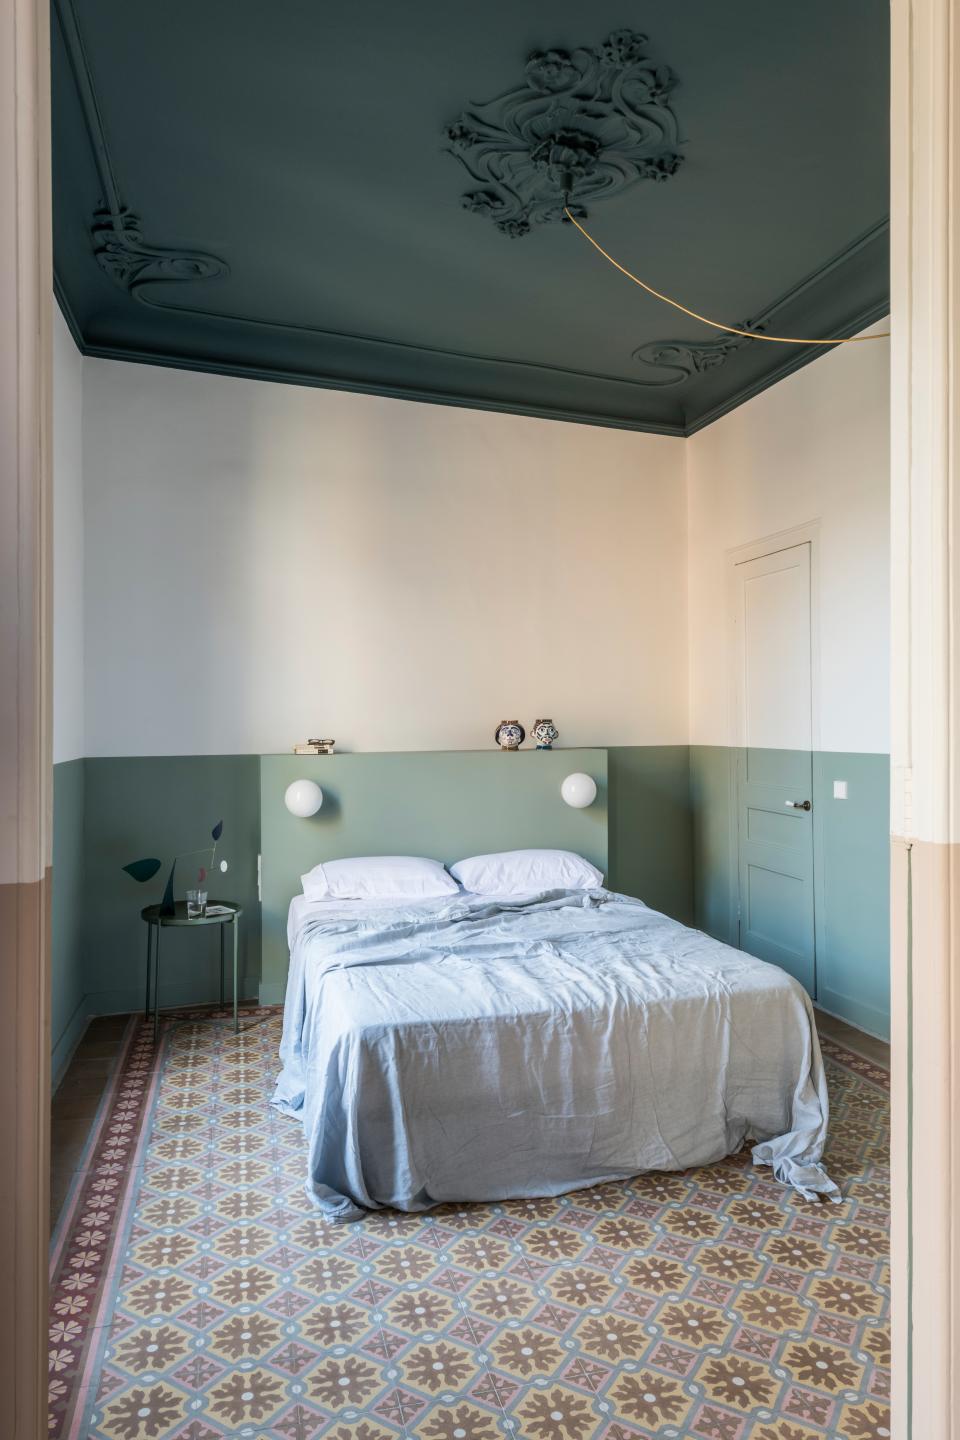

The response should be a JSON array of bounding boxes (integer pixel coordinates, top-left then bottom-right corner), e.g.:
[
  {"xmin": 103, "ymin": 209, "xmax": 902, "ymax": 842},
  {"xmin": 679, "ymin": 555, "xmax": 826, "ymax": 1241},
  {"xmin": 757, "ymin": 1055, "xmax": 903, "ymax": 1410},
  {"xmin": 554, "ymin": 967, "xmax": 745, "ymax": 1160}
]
[{"xmin": 272, "ymin": 887, "xmax": 837, "ymax": 1220}]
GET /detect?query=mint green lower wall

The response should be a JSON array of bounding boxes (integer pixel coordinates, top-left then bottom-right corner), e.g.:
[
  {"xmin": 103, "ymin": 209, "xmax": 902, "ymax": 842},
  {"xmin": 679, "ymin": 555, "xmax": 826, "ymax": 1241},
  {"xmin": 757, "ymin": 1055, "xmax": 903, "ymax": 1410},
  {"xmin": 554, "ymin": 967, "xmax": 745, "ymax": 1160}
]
[
  {"xmin": 54, "ymin": 747, "xmax": 694, "ymax": 1035},
  {"xmin": 259, "ymin": 749, "xmax": 614, "ymax": 1004},
  {"xmin": 82, "ymin": 756, "xmax": 262, "ymax": 1014},
  {"xmin": 52, "ymin": 760, "xmax": 88, "ymax": 1081},
  {"xmin": 689, "ymin": 746, "xmax": 890, "ymax": 1038},
  {"xmin": 51, "ymin": 745, "xmax": 886, "ymax": 1053},
  {"xmin": 50, "ymin": 756, "xmax": 263, "ymax": 1041},
  {"xmin": 608, "ymin": 747, "xmax": 693, "ymax": 923},
  {"xmin": 689, "ymin": 745, "xmax": 738, "ymax": 946},
  {"xmin": 811, "ymin": 752, "xmax": 890, "ymax": 1036}
]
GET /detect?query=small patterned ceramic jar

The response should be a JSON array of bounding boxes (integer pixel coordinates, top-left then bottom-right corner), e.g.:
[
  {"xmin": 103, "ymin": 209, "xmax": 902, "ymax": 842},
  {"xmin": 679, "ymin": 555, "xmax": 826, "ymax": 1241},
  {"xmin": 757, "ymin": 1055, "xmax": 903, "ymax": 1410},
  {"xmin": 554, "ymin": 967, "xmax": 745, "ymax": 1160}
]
[
  {"xmin": 532, "ymin": 718, "xmax": 559, "ymax": 749},
  {"xmin": 495, "ymin": 720, "xmax": 525, "ymax": 751}
]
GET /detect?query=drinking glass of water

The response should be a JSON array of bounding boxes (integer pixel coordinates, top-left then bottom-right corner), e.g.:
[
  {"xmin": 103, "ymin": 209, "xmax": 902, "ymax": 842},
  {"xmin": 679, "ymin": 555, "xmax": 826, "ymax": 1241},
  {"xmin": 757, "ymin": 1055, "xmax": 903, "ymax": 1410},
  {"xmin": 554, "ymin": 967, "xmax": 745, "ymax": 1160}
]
[{"xmin": 186, "ymin": 889, "xmax": 207, "ymax": 919}]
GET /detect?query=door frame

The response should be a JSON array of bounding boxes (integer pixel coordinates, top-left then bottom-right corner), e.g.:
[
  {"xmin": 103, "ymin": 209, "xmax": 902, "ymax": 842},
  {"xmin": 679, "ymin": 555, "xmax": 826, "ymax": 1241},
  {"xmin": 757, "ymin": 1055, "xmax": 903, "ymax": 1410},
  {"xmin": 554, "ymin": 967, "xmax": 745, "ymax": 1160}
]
[
  {"xmin": 889, "ymin": 1, "xmax": 960, "ymax": 1433},
  {"xmin": 4, "ymin": 0, "xmax": 958, "ymax": 1433},
  {"xmin": 0, "ymin": 0, "xmax": 53, "ymax": 1433},
  {"xmin": 726, "ymin": 521, "xmax": 821, "ymax": 950}
]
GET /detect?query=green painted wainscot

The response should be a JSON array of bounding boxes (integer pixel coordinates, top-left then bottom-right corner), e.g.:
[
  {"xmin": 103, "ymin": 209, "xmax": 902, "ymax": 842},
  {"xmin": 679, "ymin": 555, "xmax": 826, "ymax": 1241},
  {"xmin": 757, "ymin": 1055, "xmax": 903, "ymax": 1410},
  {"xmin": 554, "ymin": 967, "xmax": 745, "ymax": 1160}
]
[
  {"xmin": 689, "ymin": 746, "xmax": 890, "ymax": 1039},
  {"xmin": 258, "ymin": 746, "xmax": 693, "ymax": 1002},
  {"xmin": 50, "ymin": 755, "xmax": 262, "ymax": 1082},
  {"xmin": 51, "ymin": 759, "xmax": 87, "ymax": 1082},
  {"xmin": 258, "ymin": 750, "xmax": 610, "ymax": 1004},
  {"xmin": 49, "ymin": 742, "xmax": 888, "ymax": 1079},
  {"xmin": 51, "ymin": 747, "xmax": 689, "ymax": 1071}
]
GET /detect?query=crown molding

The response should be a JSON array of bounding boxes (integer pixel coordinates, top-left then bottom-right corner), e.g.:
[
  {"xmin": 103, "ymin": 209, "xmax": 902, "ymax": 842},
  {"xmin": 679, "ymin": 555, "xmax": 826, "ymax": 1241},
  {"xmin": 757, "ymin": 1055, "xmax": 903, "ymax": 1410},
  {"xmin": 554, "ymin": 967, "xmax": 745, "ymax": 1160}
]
[
  {"xmin": 684, "ymin": 296, "xmax": 890, "ymax": 436},
  {"xmin": 57, "ymin": 277, "xmax": 889, "ymax": 440},
  {"xmin": 53, "ymin": 271, "xmax": 86, "ymax": 351},
  {"xmin": 70, "ymin": 222, "xmax": 882, "ymax": 436},
  {"xmin": 634, "ymin": 218, "xmax": 889, "ymax": 387},
  {"xmin": 63, "ymin": 294, "xmax": 889, "ymax": 441},
  {"xmin": 64, "ymin": 336, "xmax": 689, "ymax": 436}
]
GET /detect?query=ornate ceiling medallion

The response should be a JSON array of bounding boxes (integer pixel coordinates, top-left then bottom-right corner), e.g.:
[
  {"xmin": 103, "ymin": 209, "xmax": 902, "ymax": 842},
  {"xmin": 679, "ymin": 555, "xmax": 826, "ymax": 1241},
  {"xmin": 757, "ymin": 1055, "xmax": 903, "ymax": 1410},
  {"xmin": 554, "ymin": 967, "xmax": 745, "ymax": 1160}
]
[
  {"xmin": 445, "ymin": 29, "xmax": 683, "ymax": 238},
  {"xmin": 92, "ymin": 207, "xmax": 228, "ymax": 303}
]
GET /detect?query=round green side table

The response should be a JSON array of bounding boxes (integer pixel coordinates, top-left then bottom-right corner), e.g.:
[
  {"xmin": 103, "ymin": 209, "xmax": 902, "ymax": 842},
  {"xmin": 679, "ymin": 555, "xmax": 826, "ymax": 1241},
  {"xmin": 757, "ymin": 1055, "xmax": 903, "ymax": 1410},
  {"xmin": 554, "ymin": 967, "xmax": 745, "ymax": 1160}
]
[{"xmin": 140, "ymin": 902, "xmax": 242, "ymax": 1043}]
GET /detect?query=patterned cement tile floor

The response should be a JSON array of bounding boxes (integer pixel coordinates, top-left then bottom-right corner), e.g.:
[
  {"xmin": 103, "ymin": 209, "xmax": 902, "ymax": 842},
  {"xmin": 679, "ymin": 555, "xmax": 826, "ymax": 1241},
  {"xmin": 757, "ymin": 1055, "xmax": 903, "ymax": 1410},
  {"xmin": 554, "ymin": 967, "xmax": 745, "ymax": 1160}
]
[
  {"xmin": 49, "ymin": 1008, "xmax": 889, "ymax": 1440},
  {"xmin": 51, "ymin": 1014, "xmax": 133, "ymax": 1229}
]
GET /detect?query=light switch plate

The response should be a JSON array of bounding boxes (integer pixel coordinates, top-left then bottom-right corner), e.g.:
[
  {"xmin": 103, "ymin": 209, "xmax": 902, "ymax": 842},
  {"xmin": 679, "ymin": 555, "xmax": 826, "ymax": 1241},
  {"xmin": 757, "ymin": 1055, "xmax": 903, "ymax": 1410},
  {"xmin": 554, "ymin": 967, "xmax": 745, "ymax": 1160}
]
[{"xmin": 833, "ymin": 779, "xmax": 848, "ymax": 800}]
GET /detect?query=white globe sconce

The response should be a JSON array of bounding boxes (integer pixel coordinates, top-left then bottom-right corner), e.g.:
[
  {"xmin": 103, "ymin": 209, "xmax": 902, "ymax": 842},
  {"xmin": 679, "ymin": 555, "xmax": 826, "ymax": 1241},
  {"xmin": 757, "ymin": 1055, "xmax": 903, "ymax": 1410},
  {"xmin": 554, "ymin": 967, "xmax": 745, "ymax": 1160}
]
[
  {"xmin": 284, "ymin": 778, "xmax": 324, "ymax": 818},
  {"xmin": 561, "ymin": 772, "xmax": 597, "ymax": 809}
]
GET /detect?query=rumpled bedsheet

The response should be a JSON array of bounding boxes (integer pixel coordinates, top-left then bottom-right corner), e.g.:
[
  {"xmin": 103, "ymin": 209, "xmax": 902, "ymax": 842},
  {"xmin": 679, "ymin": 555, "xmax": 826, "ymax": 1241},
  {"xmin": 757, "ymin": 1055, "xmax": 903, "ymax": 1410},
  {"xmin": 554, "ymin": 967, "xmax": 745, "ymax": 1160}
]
[{"xmin": 272, "ymin": 889, "xmax": 838, "ymax": 1220}]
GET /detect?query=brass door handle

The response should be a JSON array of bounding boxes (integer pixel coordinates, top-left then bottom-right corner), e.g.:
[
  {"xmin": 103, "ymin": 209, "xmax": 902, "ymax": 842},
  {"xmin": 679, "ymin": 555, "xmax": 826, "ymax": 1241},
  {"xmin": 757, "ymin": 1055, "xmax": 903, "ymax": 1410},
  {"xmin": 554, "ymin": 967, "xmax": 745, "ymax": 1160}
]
[{"xmin": 784, "ymin": 800, "xmax": 812, "ymax": 811}]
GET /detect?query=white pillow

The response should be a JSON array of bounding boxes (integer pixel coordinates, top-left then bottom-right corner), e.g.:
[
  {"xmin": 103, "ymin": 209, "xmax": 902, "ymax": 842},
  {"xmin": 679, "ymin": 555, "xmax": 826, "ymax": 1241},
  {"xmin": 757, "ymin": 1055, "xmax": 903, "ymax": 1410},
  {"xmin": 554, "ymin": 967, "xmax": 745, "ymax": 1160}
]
[
  {"xmin": 301, "ymin": 855, "xmax": 458, "ymax": 902},
  {"xmin": 450, "ymin": 848, "xmax": 603, "ymax": 896}
]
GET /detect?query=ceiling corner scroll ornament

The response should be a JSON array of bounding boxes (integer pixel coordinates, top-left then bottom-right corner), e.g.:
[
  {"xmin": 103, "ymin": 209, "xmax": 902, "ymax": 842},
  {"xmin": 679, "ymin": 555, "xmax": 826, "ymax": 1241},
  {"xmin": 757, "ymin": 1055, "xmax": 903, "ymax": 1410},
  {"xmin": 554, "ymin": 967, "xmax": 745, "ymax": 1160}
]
[
  {"xmin": 632, "ymin": 325, "xmax": 765, "ymax": 387},
  {"xmin": 445, "ymin": 28, "xmax": 683, "ymax": 237},
  {"xmin": 53, "ymin": 0, "xmax": 229, "ymax": 308},
  {"xmin": 92, "ymin": 207, "xmax": 229, "ymax": 303}
]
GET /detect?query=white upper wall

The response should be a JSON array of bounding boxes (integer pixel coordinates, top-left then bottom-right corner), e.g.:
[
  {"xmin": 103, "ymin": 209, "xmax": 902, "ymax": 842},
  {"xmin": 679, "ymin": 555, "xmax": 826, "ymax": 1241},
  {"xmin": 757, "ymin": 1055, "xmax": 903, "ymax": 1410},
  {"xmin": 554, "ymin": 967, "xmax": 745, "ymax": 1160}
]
[
  {"xmin": 52, "ymin": 308, "xmax": 85, "ymax": 764},
  {"xmin": 55, "ymin": 308, "xmax": 890, "ymax": 760},
  {"xmin": 81, "ymin": 360, "xmax": 688, "ymax": 756},
  {"xmin": 686, "ymin": 320, "xmax": 890, "ymax": 754}
]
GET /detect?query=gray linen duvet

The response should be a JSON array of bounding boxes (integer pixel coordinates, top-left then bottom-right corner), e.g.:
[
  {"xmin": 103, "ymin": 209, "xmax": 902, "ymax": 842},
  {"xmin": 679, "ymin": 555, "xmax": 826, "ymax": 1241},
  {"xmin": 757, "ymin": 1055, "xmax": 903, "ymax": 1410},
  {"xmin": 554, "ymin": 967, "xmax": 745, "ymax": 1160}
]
[{"xmin": 272, "ymin": 888, "xmax": 838, "ymax": 1220}]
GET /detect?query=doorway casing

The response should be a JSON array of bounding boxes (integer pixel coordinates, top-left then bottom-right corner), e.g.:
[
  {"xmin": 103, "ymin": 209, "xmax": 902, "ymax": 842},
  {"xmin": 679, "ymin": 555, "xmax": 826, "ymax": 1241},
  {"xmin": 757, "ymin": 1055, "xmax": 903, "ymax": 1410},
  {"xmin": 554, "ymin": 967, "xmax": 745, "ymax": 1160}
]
[
  {"xmin": 0, "ymin": 0, "xmax": 954, "ymax": 1432},
  {"xmin": 889, "ymin": 0, "xmax": 960, "ymax": 1435},
  {"xmin": 0, "ymin": 0, "xmax": 53, "ymax": 1434}
]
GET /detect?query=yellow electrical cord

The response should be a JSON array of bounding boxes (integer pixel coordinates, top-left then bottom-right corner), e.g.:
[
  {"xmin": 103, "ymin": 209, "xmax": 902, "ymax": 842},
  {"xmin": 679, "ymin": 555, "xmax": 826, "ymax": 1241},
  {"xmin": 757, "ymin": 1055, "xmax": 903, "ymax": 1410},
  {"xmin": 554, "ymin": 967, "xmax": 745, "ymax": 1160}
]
[{"xmin": 563, "ymin": 207, "xmax": 889, "ymax": 345}]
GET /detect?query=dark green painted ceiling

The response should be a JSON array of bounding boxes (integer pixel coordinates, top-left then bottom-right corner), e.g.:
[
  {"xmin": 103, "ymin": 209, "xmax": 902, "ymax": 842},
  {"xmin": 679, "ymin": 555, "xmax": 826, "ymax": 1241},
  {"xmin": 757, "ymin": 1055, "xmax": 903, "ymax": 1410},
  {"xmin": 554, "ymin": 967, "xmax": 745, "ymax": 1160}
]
[{"xmin": 52, "ymin": 0, "xmax": 889, "ymax": 434}]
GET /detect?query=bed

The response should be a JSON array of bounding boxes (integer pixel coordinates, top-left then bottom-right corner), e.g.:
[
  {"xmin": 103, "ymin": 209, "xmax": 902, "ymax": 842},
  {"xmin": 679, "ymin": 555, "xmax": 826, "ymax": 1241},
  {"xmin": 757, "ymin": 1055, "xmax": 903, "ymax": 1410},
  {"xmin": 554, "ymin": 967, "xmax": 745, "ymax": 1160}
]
[{"xmin": 272, "ymin": 885, "xmax": 838, "ymax": 1220}]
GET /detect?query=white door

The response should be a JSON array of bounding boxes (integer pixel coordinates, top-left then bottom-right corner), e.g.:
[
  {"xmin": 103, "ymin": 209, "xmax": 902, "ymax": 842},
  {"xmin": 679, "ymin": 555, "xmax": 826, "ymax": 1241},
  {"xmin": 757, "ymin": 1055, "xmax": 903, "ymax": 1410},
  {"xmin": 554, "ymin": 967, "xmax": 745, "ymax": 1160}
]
[{"xmin": 732, "ymin": 542, "xmax": 816, "ymax": 993}]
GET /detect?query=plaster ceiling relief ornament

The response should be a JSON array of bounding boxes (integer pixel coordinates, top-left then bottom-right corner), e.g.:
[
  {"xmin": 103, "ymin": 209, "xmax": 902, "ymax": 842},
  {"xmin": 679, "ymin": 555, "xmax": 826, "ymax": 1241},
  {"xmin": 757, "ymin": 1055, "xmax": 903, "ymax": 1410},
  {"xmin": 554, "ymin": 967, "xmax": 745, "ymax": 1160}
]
[
  {"xmin": 91, "ymin": 206, "xmax": 229, "ymax": 302},
  {"xmin": 445, "ymin": 28, "xmax": 683, "ymax": 237},
  {"xmin": 632, "ymin": 323, "xmax": 765, "ymax": 387}
]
